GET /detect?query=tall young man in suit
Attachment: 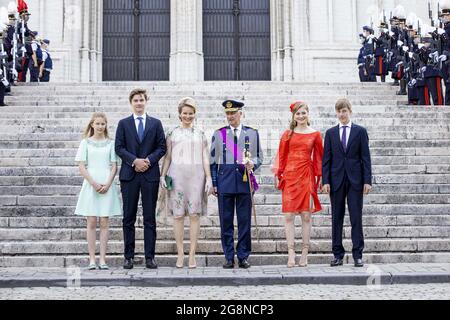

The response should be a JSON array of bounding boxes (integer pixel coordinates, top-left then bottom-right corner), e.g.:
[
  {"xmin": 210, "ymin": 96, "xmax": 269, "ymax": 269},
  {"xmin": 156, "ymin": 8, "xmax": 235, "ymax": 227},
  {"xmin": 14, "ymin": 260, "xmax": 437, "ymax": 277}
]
[
  {"xmin": 115, "ymin": 89, "xmax": 166, "ymax": 269},
  {"xmin": 322, "ymin": 98, "xmax": 372, "ymax": 267}
]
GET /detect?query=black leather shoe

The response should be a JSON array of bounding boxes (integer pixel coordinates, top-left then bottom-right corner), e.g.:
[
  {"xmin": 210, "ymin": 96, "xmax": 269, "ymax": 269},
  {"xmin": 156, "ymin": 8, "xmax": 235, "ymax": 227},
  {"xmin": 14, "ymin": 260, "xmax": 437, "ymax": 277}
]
[
  {"xmin": 146, "ymin": 258, "xmax": 158, "ymax": 269},
  {"xmin": 354, "ymin": 259, "xmax": 364, "ymax": 267},
  {"xmin": 223, "ymin": 260, "xmax": 235, "ymax": 269},
  {"xmin": 123, "ymin": 258, "xmax": 134, "ymax": 270},
  {"xmin": 330, "ymin": 258, "xmax": 344, "ymax": 267},
  {"xmin": 238, "ymin": 259, "xmax": 251, "ymax": 269}
]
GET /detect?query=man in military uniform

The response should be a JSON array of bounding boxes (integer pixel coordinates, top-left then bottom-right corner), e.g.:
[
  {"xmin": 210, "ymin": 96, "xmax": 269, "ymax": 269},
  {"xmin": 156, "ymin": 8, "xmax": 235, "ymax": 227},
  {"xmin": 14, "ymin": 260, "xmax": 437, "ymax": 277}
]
[
  {"xmin": 361, "ymin": 26, "xmax": 376, "ymax": 82},
  {"xmin": 374, "ymin": 21, "xmax": 390, "ymax": 82},
  {"xmin": 438, "ymin": 1, "xmax": 450, "ymax": 105},
  {"xmin": 210, "ymin": 100, "xmax": 263, "ymax": 269}
]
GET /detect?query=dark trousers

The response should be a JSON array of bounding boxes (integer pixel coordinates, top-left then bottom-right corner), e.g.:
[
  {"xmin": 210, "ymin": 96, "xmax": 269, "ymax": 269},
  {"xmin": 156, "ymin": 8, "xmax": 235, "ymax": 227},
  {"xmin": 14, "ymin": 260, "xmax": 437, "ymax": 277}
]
[
  {"xmin": 0, "ymin": 82, "xmax": 5, "ymax": 105},
  {"xmin": 330, "ymin": 176, "xmax": 364, "ymax": 260},
  {"xmin": 446, "ymin": 83, "xmax": 450, "ymax": 105},
  {"xmin": 29, "ymin": 61, "xmax": 39, "ymax": 82},
  {"xmin": 218, "ymin": 193, "xmax": 252, "ymax": 261},
  {"xmin": 417, "ymin": 85, "xmax": 431, "ymax": 106},
  {"xmin": 40, "ymin": 70, "xmax": 50, "ymax": 82},
  {"xmin": 121, "ymin": 175, "xmax": 159, "ymax": 260},
  {"xmin": 426, "ymin": 77, "xmax": 444, "ymax": 105},
  {"xmin": 19, "ymin": 57, "xmax": 29, "ymax": 82}
]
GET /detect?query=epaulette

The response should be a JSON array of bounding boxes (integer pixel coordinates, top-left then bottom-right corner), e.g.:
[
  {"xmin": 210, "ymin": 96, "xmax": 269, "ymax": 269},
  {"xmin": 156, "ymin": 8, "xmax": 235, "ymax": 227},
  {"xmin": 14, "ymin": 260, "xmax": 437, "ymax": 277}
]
[{"xmin": 244, "ymin": 125, "xmax": 258, "ymax": 131}]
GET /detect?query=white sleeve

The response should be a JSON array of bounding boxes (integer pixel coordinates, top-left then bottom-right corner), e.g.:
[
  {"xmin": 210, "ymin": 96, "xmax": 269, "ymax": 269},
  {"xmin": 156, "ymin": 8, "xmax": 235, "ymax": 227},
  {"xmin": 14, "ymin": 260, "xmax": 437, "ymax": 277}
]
[{"xmin": 31, "ymin": 43, "xmax": 38, "ymax": 51}]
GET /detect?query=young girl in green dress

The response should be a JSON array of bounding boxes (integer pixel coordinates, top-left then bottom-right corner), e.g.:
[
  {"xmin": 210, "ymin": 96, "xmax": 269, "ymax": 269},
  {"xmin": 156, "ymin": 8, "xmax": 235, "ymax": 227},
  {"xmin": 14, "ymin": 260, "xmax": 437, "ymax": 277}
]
[{"xmin": 75, "ymin": 113, "xmax": 122, "ymax": 270}]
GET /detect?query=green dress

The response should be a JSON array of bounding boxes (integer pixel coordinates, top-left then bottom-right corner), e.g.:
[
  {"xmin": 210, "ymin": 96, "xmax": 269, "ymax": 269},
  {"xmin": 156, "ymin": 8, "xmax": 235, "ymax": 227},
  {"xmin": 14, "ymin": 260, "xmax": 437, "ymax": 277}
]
[{"xmin": 74, "ymin": 138, "xmax": 122, "ymax": 217}]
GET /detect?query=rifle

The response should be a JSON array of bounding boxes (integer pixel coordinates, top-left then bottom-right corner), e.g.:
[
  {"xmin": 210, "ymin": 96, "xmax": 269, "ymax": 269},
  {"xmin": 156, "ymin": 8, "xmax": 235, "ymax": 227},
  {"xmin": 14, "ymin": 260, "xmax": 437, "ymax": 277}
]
[
  {"xmin": 11, "ymin": 19, "xmax": 18, "ymax": 82},
  {"xmin": 429, "ymin": 1, "xmax": 435, "ymax": 27},
  {"xmin": 0, "ymin": 30, "xmax": 10, "ymax": 87}
]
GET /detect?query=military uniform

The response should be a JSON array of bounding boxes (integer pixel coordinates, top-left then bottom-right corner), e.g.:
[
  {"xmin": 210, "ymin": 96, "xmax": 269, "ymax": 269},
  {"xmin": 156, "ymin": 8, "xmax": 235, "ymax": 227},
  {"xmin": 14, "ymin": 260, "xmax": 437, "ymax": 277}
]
[{"xmin": 210, "ymin": 100, "xmax": 263, "ymax": 268}]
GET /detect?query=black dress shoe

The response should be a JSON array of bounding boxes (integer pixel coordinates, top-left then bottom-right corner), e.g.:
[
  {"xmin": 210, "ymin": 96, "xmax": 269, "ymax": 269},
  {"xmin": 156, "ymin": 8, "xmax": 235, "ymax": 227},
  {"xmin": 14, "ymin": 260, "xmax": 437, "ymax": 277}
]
[
  {"xmin": 238, "ymin": 259, "xmax": 251, "ymax": 269},
  {"xmin": 146, "ymin": 258, "xmax": 158, "ymax": 269},
  {"xmin": 0, "ymin": 104, "xmax": 7, "ymax": 107},
  {"xmin": 123, "ymin": 258, "xmax": 134, "ymax": 270},
  {"xmin": 330, "ymin": 258, "xmax": 344, "ymax": 267},
  {"xmin": 354, "ymin": 259, "xmax": 364, "ymax": 267},
  {"xmin": 223, "ymin": 260, "xmax": 235, "ymax": 269}
]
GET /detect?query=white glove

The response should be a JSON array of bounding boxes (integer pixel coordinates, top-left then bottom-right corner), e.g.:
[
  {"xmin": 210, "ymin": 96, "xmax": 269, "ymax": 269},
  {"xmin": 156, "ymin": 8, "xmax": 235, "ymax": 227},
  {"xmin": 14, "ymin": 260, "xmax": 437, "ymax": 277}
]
[
  {"xmin": 358, "ymin": 63, "xmax": 364, "ymax": 68},
  {"xmin": 402, "ymin": 46, "xmax": 409, "ymax": 52},
  {"xmin": 397, "ymin": 40, "xmax": 404, "ymax": 46},
  {"xmin": 160, "ymin": 176, "xmax": 167, "ymax": 189},
  {"xmin": 409, "ymin": 52, "xmax": 414, "ymax": 58},
  {"xmin": 389, "ymin": 31, "xmax": 395, "ymax": 36},
  {"xmin": 421, "ymin": 66, "xmax": 427, "ymax": 73},
  {"xmin": 439, "ymin": 54, "xmax": 448, "ymax": 62},
  {"xmin": 204, "ymin": 178, "xmax": 214, "ymax": 195},
  {"xmin": 438, "ymin": 28, "xmax": 446, "ymax": 35}
]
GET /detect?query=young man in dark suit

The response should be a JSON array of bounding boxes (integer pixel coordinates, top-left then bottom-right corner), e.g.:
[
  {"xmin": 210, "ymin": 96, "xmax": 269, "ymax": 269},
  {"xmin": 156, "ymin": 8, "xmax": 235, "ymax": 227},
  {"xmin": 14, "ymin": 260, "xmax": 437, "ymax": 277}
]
[
  {"xmin": 115, "ymin": 89, "xmax": 166, "ymax": 269},
  {"xmin": 322, "ymin": 98, "xmax": 372, "ymax": 267}
]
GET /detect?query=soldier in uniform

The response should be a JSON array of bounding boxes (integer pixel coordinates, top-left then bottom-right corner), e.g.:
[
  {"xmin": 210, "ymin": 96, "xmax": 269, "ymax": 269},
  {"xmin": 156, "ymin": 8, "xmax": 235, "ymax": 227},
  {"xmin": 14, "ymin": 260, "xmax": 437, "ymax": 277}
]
[
  {"xmin": 391, "ymin": 7, "xmax": 409, "ymax": 94},
  {"xmin": 374, "ymin": 21, "xmax": 390, "ymax": 82},
  {"xmin": 405, "ymin": 21, "xmax": 421, "ymax": 105},
  {"xmin": 17, "ymin": 3, "xmax": 31, "ymax": 82},
  {"xmin": 210, "ymin": 100, "xmax": 263, "ymax": 269},
  {"xmin": 438, "ymin": 1, "xmax": 450, "ymax": 105},
  {"xmin": 357, "ymin": 34, "xmax": 369, "ymax": 82},
  {"xmin": 361, "ymin": 26, "xmax": 376, "ymax": 82},
  {"xmin": 39, "ymin": 39, "xmax": 52, "ymax": 82}
]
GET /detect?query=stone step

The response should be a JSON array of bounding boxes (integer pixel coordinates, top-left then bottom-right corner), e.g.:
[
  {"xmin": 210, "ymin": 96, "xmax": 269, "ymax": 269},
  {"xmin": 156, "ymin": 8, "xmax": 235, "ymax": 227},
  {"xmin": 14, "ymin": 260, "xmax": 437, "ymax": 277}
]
[
  {"xmin": 1, "ymin": 164, "xmax": 448, "ymax": 177},
  {"xmin": 2, "ymin": 111, "xmax": 450, "ymax": 121},
  {"xmin": 1, "ymin": 193, "xmax": 449, "ymax": 207},
  {"xmin": 0, "ymin": 226, "xmax": 448, "ymax": 241},
  {"xmin": 1, "ymin": 105, "xmax": 446, "ymax": 113},
  {"xmin": 2, "ymin": 252, "xmax": 448, "ymax": 268},
  {"xmin": 2, "ymin": 174, "xmax": 448, "ymax": 187},
  {"xmin": 1, "ymin": 184, "xmax": 447, "ymax": 196},
  {"xmin": 3, "ymin": 156, "xmax": 450, "ymax": 168},
  {"xmin": 1, "ymin": 238, "xmax": 448, "ymax": 255},
  {"xmin": 1, "ymin": 204, "xmax": 449, "ymax": 217},
  {"xmin": 3, "ymin": 215, "xmax": 448, "ymax": 229}
]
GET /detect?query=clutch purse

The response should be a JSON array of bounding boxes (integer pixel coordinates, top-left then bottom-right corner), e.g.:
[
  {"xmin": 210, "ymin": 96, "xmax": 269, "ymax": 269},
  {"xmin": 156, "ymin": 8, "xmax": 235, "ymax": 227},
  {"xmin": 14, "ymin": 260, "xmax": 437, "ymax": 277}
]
[
  {"xmin": 165, "ymin": 175, "xmax": 173, "ymax": 191},
  {"xmin": 277, "ymin": 177, "xmax": 286, "ymax": 191}
]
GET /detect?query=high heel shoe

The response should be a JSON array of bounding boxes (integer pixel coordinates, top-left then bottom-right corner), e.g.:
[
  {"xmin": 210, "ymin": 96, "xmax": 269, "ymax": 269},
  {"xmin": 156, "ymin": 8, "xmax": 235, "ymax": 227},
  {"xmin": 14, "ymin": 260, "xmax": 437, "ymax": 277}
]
[
  {"xmin": 287, "ymin": 245, "xmax": 296, "ymax": 268},
  {"xmin": 188, "ymin": 255, "xmax": 197, "ymax": 269},
  {"xmin": 176, "ymin": 255, "xmax": 184, "ymax": 269},
  {"xmin": 299, "ymin": 243, "xmax": 309, "ymax": 267}
]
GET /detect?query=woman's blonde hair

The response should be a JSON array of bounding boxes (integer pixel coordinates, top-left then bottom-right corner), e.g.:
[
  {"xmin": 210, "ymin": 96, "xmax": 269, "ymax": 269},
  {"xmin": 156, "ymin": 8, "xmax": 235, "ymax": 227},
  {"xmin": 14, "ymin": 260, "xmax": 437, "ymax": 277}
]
[
  {"xmin": 288, "ymin": 102, "xmax": 311, "ymax": 139},
  {"xmin": 83, "ymin": 112, "xmax": 110, "ymax": 139},
  {"xmin": 178, "ymin": 97, "xmax": 197, "ymax": 121}
]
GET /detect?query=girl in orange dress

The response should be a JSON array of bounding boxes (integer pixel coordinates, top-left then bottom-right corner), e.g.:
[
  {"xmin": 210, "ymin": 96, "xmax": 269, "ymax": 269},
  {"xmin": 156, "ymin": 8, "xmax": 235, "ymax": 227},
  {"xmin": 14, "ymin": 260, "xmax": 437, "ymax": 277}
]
[{"xmin": 272, "ymin": 102, "xmax": 324, "ymax": 267}]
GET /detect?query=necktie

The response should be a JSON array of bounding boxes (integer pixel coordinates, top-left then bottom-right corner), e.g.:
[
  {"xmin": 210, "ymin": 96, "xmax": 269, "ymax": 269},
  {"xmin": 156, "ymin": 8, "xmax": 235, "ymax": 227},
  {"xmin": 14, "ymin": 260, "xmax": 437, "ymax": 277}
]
[
  {"xmin": 341, "ymin": 125, "xmax": 348, "ymax": 151},
  {"xmin": 137, "ymin": 117, "xmax": 144, "ymax": 142},
  {"xmin": 233, "ymin": 128, "xmax": 238, "ymax": 161}
]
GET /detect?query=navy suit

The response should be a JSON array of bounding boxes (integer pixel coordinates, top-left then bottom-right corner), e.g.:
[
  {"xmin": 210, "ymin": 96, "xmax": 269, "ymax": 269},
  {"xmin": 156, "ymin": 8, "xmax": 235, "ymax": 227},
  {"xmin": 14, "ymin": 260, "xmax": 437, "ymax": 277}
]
[
  {"xmin": 115, "ymin": 115, "xmax": 166, "ymax": 260},
  {"xmin": 322, "ymin": 123, "xmax": 372, "ymax": 261},
  {"xmin": 210, "ymin": 125, "xmax": 263, "ymax": 262}
]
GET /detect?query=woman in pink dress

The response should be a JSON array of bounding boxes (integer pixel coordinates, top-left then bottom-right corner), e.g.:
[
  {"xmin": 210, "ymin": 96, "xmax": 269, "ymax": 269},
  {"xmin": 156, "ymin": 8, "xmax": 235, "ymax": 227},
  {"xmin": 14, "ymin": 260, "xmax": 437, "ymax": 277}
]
[{"xmin": 159, "ymin": 97, "xmax": 214, "ymax": 269}]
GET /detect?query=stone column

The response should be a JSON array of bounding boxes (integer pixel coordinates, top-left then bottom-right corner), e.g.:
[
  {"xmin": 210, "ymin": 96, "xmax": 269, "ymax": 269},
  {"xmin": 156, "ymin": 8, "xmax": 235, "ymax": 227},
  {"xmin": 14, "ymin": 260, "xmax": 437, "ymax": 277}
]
[
  {"xmin": 271, "ymin": 0, "xmax": 294, "ymax": 82},
  {"xmin": 170, "ymin": 0, "xmax": 204, "ymax": 82},
  {"xmin": 80, "ymin": 0, "xmax": 90, "ymax": 82}
]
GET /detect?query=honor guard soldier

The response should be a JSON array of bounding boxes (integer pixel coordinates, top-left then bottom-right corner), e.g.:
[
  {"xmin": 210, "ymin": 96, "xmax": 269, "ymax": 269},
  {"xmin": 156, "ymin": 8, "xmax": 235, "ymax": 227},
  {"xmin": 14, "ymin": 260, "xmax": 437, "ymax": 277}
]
[
  {"xmin": 438, "ymin": 0, "xmax": 450, "ymax": 105},
  {"xmin": 361, "ymin": 26, "xmax": 376, "ymax": 82},
  {"xmin": 374, "ymin": 20, "xmax": 390, "ymax": 82},
  {"xmin": 39, "ymin": 39, "xmax": 52, "ymax": 82},
  {"xmin": 17, "ymin": 1, "xmax": 30, "ymax": 82},
  {"xmin": 210, "ymin": 100, "xmax": 263, "ymax": 269}
]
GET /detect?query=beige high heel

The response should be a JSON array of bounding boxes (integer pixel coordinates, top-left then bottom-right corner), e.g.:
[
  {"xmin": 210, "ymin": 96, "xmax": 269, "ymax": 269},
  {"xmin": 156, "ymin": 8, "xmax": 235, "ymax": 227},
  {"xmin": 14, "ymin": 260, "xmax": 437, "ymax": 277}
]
[
  {"xmin": 287, "ymin": 245, "xmax": 296, "ymax": 268},
  {"xmin": 299, "ymin": 243, "xmax": 309, "ymax": 267}
]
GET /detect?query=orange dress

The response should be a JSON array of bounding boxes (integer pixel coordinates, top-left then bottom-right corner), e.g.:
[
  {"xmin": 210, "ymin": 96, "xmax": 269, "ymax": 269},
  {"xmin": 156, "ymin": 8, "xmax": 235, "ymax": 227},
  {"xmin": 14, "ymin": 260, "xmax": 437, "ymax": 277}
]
[{"xmin": 272, "ymin": 131, "xmax": 324, "ymax": 214}]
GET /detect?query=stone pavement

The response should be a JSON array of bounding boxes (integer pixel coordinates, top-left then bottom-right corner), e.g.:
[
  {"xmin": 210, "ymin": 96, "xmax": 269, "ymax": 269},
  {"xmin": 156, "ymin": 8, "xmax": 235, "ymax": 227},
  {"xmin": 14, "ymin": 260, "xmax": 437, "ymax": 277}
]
[
  {"xmin": 0, "ymin": 283, "xmax": 449, "ymax": 300},
  {"xmin": 1, "ymin": 263, "xmax": 450, "ymax": 288}
]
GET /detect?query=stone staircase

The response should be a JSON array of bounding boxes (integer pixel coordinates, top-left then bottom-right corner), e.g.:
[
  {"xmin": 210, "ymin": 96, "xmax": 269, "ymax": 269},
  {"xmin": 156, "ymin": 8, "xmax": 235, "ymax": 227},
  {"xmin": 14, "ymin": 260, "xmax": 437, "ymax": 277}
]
[{"xmin": 0, "ymin": 82, "xmax": 449, "ymax": 268}]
